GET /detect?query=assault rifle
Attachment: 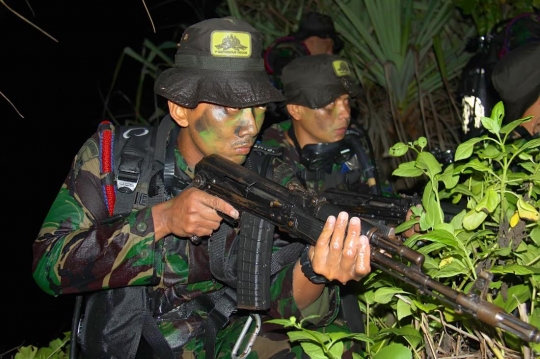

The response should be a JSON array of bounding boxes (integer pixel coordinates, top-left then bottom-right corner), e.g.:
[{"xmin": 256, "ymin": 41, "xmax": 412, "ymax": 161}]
[
  {"xmin": 321, "ymin": 188, "xmax": 464, "ymax": 227},
  {"xmin": 193, "ymin": 154, "xmax": 540, "ymax": 343}
]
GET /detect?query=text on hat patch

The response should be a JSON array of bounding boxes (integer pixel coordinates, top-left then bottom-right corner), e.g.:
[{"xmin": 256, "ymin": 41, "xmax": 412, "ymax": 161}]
[
  {"xmin": 211, "ymin": 31, "xmax": 252, "ymax": 58},
  {"xmin": 332, "ymin": 60, "xmax": 351, "ymax": 77}
]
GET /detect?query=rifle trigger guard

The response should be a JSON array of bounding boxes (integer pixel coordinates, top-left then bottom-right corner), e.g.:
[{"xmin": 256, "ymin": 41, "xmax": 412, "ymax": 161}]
[{"xmin": 231, "ymin": 313, "xmax": 261, "ymax": 359}]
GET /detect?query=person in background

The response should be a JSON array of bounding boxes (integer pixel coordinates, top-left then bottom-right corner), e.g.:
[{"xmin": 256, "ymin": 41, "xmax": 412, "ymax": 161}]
[
  {"xmin": 262, "ymin": 11, "xmax": 345, "ymax": 132},
  {"xmin": 491, "ymin": 40, "xmax": 540, "ymax": 139},
  {"xmin": 261, "ymin": 53, "xmax": 384, "ymax": 196},
  {"xmin": 32, "ymin": 17, "xmax": 372, "ymax": 359},
  {"xmin": 261, "ymin": 53, "xmax": 421, "ymax": 353},
  {"xmin": 264, "ymin": 11, "xmax": 344, "ymax": 92}
]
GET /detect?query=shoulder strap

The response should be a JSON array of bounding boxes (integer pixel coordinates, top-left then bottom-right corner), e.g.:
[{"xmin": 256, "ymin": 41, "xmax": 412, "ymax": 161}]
[
  {"xmin": 108, "ymin": 115, "xmax": 179, "ymax": 216},
  {"xmin": 72, "ymin": 118, "xmax": 178, "ymax": 359}
]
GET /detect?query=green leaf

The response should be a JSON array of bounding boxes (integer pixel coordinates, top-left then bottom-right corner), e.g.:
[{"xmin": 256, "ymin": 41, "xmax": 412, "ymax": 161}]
[
  {"xmin": 397, "ymin": 297, "xmax": 413, "ymax": 321},
  {"xmin": 451, "ymin": 184, "xmax": 475, "ymax": 198},
  {"xmin": 394, "ymin": 218, "xmax": 418, "ymax": 233},
  {"xmin": 440, "ymin": 165, "xmax": 459, "ymax": 189},
  {"xmin": 289, "ymin": 329, "xmax": 329, "ymax": 343},
  {"xmin": 417, "ymin": 137, "xmax": 428, "ymax": 149},
  {"xmin": 500, "ymin": 118, "xmax": 529, "ymax": 134},
  {"xmin": 374, "ymin": 287, "xmax": 408, "ymax": 304},
  {"xmin": 328, "ymin": 331, "xmax": 370, "ymax": 342},
  {"xmin": 516, "ymin": 138, "xmax": 540, "ymax": 153},
  {"xmin": 491, "ymin": 100, "xmax": 505, "ymax": 127},
  {"xmin": 518, "ymin": 152, "xmax": 533, "ymax": 161},
  {"xmin": 530, "ymin": 226, "xmax": 540, "ymax": 246},
  {"xmin": 455, "ymin": 137, "xmax": 484, "ymax": 161},
  {"xmin": 418, "ymin": 228, "xmax": 460, "ymax": 249},
  {"xmin": 389, "ymin": 142, "xmax": 410, "ymax": 157},
  {"xmin": 266, "ymin": 318, "xmax": 295, "ymax": 327},
  {"xmin": 490, "ymin": 264, "xmax": 540, "ymax": 275},
  {"xmin": 481, "ymin": 115, "xmax": 500, "ymax": 135},
  {"xmin": 422, "ymin": 182, "xmax": 443, "ymax": 228},
  {"xmin": 412, "ymin": 300, "xmax": 439, "ymax": 313},
  {"xmin": 493, "ymin": 284, "xmax": 531, "ymax": 313},
  {"xmin": 363, "ymin": 290, "xmax": 376, "ymax": 305},
  {"xmin": 372, "ymin": 343, "xmax": 412, "ymax": 359},
  {"xmin": 435, "ymin": 258, "xmax": 468, "ymax": 277},
  {"xmin": 328, "ymin": 341, "xmax": 344, "ymax": 359},
  {"xmin": 479, "ymin": 144, "xmax": 500, "ymax": 159},
  {"xmin": 463, "ymin": 209, "xmax": 488, "ymax": 230},
  {"xmin": 474, "ymin": 187, "xmax": 499, "ymax": 213},
  {"xmin": 300, "ymin": 341, "xmax": 329, "ymax": 359},
  {"xmin": 462, "ymin": 158, "xmax": 492, "ymax": 173},
  {"xmin": 416, "ymin": 151, "xmax": 442, "ymax": 176},
  {"xmin": 391, "ymin": 325, "xmax": 424, "ymax": 349},
  {"xmin": 15, "ymin": 346, "xmax": 38, "ymax": 359},
  {"xmin": 392, "ymin": 161, "xmax": 424, "ymax": 177}
]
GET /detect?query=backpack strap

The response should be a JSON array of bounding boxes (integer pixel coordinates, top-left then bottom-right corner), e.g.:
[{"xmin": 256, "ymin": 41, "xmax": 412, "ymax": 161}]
[
  {"xmin": 74, "ymin": 119, "xmax": 176, "ymax": 359},
  {"xmin": 113, "ymin": 124, "xmax": 158, "ymax": 215},
  {"xmin": 98, "ymin": 121, "xmax": 116, "ymax": 216}
]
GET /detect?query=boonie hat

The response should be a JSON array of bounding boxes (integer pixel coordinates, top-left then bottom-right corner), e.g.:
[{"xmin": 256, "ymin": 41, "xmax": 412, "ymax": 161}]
[
  {"xmin": 293, "ymin": 12, "xmax": 344, "ymax": 53},
  {"xmin": 154, "ymin": 17, "xmax": 285, "ymax": 108},
  {"xmin": 282, "ymin": 54, "xmax": 361, "ymax": 108},
  {"xmin": 491, "ymin": 41, "xmax": 540, "ymax": 123}
]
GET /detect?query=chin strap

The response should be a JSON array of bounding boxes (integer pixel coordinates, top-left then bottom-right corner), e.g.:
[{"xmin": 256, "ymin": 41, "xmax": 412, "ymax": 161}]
[
  {"xmin": 287, "ymin": 124, "xmax": 382, "ymax": 195},
  {"xmin": 287, "ymin": 124, "xmax": 304, "ymax": 159}
]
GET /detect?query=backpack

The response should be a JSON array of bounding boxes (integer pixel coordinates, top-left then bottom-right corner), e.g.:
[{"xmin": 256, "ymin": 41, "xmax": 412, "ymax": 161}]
[{"xmin": 70, "ymin": 115, "xmax": 305, "ymax": 359}]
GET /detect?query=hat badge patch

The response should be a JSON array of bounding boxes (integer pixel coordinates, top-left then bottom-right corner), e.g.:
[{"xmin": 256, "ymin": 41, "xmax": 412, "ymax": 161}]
[
  {"xmin": 211, "ymin": 31, "xmax": 251, "ymax": 58},
  {"xmin": 332, "ymin": 60, "xmax": 351, "ymax": 77}
]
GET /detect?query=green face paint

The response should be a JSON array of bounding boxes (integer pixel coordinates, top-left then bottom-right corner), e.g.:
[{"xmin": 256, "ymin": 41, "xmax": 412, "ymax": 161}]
[
  {"xmin": 300, "ymin": 95, "xmax": 351, "ymax": 144},
  {"xmin": 190, "ymin": 104, "xmax": 266, "ymax": 164}
]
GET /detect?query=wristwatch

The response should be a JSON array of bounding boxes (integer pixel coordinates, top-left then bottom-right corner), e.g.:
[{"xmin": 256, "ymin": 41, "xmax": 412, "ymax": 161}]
[{"xmin": 300, "ymin": 246, "xmax": 330, "ymax": 284}]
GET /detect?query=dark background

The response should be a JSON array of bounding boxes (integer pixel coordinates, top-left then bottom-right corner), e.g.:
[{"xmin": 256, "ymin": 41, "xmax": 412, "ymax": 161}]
[{"xmin": 1, "ymin": 0, "xmax": 223, "ymax": 353}]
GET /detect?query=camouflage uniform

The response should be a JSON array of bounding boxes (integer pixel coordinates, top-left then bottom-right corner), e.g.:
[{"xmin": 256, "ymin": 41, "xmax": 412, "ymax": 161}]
[{"xmin": 32, "ymin": 128, "xmax": 345, "ymax": 358}]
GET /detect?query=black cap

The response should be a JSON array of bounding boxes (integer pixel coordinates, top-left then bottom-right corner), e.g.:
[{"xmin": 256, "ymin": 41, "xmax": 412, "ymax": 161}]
[
  {"xmin": 491, "ymin": 41, "xmax": 540, "ymax": 123},
  {"xmin": 293, "ymin": 12, "xmax": 344, "ymax": 53},
  {"xmin": 282, "ymin": 54, "xmax": 362, "ymax": 108},
  {"xmin": 154, "ymin": 17, "xmax": 284, "ymax": 108}
]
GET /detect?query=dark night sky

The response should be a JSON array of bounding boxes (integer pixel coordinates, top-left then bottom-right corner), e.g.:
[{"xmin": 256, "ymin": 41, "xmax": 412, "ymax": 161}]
[{"xmin": 1, "ymin": 0, "xmax": 224, "ymax": 352}]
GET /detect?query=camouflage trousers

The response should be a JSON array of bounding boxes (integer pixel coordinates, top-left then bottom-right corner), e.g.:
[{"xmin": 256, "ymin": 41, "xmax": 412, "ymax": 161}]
[{"xmin": 173, "ymin": 315, "xmax": 365, "ymax": 359}]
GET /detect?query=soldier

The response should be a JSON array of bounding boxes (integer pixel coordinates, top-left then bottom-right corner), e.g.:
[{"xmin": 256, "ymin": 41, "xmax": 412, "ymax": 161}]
[
  {"xmin": 491, "ymin": 40, "xmax": 540, "ymax": 139},
  {"xmin": 32, "ymin": 17, "xmax": 371, "ymax": 358},
  {"xmin": 262, "ymin": 12, "xmax": 345, "ymax": 132},
  {"xmin": 264, "ymin": 12, "xmax": 344, "ymax": 92},
  {"xmin": 261, "ymin": 54, "xmax": 384, "ymax": 196}
]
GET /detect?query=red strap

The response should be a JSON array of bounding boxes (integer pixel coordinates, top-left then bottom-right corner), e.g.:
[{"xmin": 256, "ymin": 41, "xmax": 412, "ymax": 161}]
[{"xmin": 99, "ymin": 121, "xmax": 116, "ymax": 216}]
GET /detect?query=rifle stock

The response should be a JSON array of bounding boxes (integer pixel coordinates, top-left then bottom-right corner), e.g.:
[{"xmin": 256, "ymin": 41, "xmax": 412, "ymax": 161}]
[{"xmin": 193, "ymin": 154, "xmax": 540, "ymax": 343}]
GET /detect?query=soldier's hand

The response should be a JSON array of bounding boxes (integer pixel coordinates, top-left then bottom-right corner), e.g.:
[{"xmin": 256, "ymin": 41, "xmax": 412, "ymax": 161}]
[
  {"xmin": 152, "ymin": 187, "xmax": 239, "ymax": 240},
  {"xmin": 309, "ymin": 212, "xmax": 371, "ymax": 284},
  {"xmin": 403, "ymin": 205, "xmax": 422, "ymax": 238}
]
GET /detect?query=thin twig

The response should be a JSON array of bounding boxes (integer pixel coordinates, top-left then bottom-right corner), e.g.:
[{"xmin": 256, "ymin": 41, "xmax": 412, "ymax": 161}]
[
  {"xmin": 23, "ymin": 0, "xmax": 34, "ymax": 17},
  {"xmin": 395, "ymin": 295, "xmax": 480, "ymax": 341},
  {"xmin": 1, "ymin": 91, "xmax": 24, "ymax": 118},
  {"xmin": 421, "ymin": 312, "xmax": 438, "ymax": 358},
  {"xmin": 141, "ymin": 0, "xmax": 156, "ymax": 33},
  {"xmin": 0, "ymin": 0, "xmax": 58, "ymax": 42}
]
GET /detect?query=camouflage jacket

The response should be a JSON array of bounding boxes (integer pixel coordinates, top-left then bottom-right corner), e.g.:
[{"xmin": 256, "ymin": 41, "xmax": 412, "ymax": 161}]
[
  {"xmin": 260, "ymin": 120, "xmax": 373, "ymax": 194},
  {"xmin": 32, "ymin": 124, "xmax": 340, "ymax": 354}
]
